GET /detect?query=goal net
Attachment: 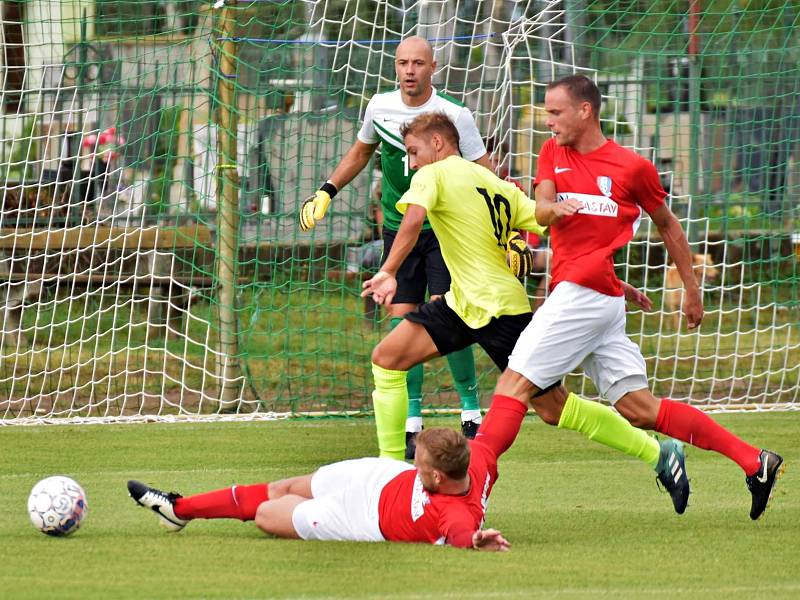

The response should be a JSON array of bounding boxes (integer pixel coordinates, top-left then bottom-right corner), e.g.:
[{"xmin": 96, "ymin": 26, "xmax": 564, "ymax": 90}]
[{"xmin": 0, "ymin": 0, "xmax": 797, "ymax": 424}]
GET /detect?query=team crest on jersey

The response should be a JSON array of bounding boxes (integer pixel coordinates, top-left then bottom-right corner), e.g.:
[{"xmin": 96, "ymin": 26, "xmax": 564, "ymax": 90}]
[{"xmin": 597, "ymin": 176, "xmax": 613, "ymax": 197}]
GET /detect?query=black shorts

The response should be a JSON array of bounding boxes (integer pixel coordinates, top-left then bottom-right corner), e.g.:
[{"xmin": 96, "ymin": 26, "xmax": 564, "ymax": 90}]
[
  {"xmin": 382, "ymin": 229, "xmax": 450, "ymax": 304},
  {"xmin": 404, "ymin": 297, "xmax": 533, "ymax": 370}
]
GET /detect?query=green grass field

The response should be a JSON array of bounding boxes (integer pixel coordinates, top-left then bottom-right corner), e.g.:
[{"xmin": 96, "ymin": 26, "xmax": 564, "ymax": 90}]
[{"xmin": 1, "ymin": 413, "xmax": 797, "ymax": 599}]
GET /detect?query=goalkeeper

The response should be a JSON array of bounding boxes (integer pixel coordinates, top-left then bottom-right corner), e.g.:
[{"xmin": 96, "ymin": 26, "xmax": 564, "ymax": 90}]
[
  {"xmin": 299, "ymin": 36, "xmax": 492, "ymax": 457},
  {"xmin": 362, "ymin": 112, "xmax": 691, "ymax": 513}
]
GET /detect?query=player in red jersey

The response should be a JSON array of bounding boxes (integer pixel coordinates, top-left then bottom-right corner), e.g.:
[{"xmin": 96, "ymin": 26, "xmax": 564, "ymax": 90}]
[
  {"xmin": 492, "ymin": 74, "xmax": 783, "ymax": 520},
  {"xmin": 126, "ymin": 395, "xmax": 526, "ymax": 551}
]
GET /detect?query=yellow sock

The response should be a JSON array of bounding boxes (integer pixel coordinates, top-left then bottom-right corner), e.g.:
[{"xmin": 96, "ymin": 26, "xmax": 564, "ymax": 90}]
[
  {"xmin": 371, "ymin": 363, "xmax": 408, "ymax": 460},
  {"xmin": 558, "ymin": 392, "xmax": 660, "ymax": 468}
]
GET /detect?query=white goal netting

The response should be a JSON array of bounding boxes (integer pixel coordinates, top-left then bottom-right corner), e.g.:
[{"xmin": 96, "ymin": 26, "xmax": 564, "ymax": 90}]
[{"xmin": 0, "ymin": 0, "xmax": 797, "ymax": 424}]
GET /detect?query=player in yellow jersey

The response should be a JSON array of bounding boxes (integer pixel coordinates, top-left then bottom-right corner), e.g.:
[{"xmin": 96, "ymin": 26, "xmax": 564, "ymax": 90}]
[
  {"xmin": 300, "ymin": 37, "xmax": 491, "ymax": 455},
  {"xmin": 362, "ymin": 112, "xmax": 692, "ymax": 514}
]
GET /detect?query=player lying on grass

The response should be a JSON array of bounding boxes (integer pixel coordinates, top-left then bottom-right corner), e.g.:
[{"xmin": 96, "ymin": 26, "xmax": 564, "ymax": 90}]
[
  {"xmin": 361, "ymin": 111, "xmax": 691, "ymax": 513},
  {"xmin": 127, "ymin": 396, "xmax": 529, "ymax": 551}
]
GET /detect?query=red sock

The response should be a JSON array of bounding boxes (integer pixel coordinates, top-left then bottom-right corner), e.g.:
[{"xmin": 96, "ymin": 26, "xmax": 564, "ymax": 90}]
[
  {"xmin": 655, "ymin": 399, "xmax": 761, "ymax": 475},
  {"xmin": 174, "ymin": 483, "xmax": 269, "ymax": 521},
  {"xmin": 475, "ymin": 395, "xmax": 528, "ymax": 456}
]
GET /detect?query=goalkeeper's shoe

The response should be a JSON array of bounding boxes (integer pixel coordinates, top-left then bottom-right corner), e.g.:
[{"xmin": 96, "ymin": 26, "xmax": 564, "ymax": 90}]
[
  {"xmin": 746, "ymin": 449, "xmax": 784, "ymax": 520},
  {"xmin": 405, "ymin": 431, "xmax": 419, "ymax": 460},
  {"xmin": 127, "ymin": 480, "xmax": 189, "ymax": 532},
  {"xmin": 461, "ymin": 420, "xmax": 480, "ymax": 440},
  {"xmin": 655, "ymin": 439, "xmax": 690, "ymax": 515}
]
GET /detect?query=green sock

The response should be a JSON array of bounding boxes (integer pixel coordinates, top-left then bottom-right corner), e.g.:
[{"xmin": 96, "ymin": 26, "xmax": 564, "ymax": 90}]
[
  {"xmin": 446, "ymin": 345, "xmax": 479, "ymax": 412},
  {"xmin": 391, "ymin": 317, "xmax": 424, "ymax": 418},
  {"xmin": 407, "ymin": 363, "xmax": 423, "ymax": 408},
  {"xmin": 371, "ymin": 363, "xmax": 408, "ymax": 460},
  {"xmin": 407, "ymin": 398, "xmax": 422, "ymax": 419},
  {"xmin": 558, "ymin": 392, "xmax": 660, "ymax": 468}
]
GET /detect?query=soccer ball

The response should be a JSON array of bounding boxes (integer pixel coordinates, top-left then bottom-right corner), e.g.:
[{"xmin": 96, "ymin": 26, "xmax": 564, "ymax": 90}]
[{"xmin": 28, "ymin": 476, "xmax": 88, "ymax": 536}]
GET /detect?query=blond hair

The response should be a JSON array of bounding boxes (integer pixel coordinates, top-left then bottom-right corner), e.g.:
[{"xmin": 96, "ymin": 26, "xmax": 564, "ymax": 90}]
[{"xmin": 400, "ymin": 112, "xmax": 460, "ymax": 149}]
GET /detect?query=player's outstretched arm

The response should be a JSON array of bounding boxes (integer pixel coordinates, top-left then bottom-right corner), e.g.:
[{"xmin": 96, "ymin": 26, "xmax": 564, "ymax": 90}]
[
  {"xmin": 329, "ymin": 140, "xmax": 378, "ymax": 191},
  {"xmin": 649, "ymin": 204, "xmax": 703, "ymax": 328},
  {"xmin": 299, "ymin": 140, "xmax": 377, "ymax": 231},
  {"xmin": 472, "ymin": 528, "xmax": 511, "ymax": 552},
  {"xmin": 361, "ymin": 270, "xmax": 398, "ymax": 306}
]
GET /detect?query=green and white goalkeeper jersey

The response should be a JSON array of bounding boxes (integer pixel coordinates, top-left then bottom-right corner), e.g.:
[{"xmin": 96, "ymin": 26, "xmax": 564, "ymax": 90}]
[{"xmin": 357, "ymin": 88, "xmax": 487, "ymax": 232}]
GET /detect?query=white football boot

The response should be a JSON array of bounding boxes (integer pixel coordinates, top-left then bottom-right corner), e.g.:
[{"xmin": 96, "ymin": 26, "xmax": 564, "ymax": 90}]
[{"xmin": 127, "ymin": 480, "xmax": 189, "ymax": 532}]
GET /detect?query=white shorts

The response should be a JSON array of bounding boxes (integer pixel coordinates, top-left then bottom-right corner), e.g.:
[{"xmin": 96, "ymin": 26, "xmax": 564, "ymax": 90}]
[
  {"xmin": 291, "ymin": 457, "xmax": 414, "ymax": 542},
  {"xmin": 508, "ymin": 281, "xmax": 648, "ymax": 403}
]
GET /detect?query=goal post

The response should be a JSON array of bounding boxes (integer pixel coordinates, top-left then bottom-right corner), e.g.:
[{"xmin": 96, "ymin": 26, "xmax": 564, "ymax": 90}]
[{"xmin": 0, "ymin": 0, "xmax": 797, "ymax": 425}]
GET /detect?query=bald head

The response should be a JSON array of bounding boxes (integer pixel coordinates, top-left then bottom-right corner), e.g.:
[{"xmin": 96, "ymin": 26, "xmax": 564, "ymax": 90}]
[
  {"xmin": 396, "ymin": 36, "xmax": 434, "ymax": 62},
  {"xmin": 395, "ymin": 36, "xmax": 436, "ymax": 105}
]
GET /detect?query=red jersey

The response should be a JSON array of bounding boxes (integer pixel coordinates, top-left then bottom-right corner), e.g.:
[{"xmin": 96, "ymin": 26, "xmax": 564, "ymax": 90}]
[
  {"xmin": 535, "ymin": 138, "xmax": 666, "ymax": 296},
  {"xmin": 376, "ymin": 397, "xmax": 526, "ymax": 548}
]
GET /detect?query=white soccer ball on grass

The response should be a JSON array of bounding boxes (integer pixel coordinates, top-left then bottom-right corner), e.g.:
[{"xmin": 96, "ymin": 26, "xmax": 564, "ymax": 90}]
[{"xmin": 28, "ymin": 475, "xmax": 88, "ymax": 536}]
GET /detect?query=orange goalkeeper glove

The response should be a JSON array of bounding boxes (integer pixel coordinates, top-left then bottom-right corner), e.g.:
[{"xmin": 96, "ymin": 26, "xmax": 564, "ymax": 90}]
[{"xmin": 506, "ymin": 231, "xmax": 534, "ymax": 279}]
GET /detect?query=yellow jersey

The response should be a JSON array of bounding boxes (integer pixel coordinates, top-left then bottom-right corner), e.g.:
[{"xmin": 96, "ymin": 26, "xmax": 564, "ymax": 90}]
[{"xmin": 397, "ymin": 155, "xmax": 546, "ymax": 329}]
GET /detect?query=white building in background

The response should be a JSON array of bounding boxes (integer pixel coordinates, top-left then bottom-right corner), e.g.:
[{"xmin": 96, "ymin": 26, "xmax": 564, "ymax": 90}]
[
  {"xmin": 0, "ymin": 2, "xmax": 373, "ymax": 240},
  {"xmin": 0, "ymin": 1, "xmax": 214, "ymax": 220}
]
